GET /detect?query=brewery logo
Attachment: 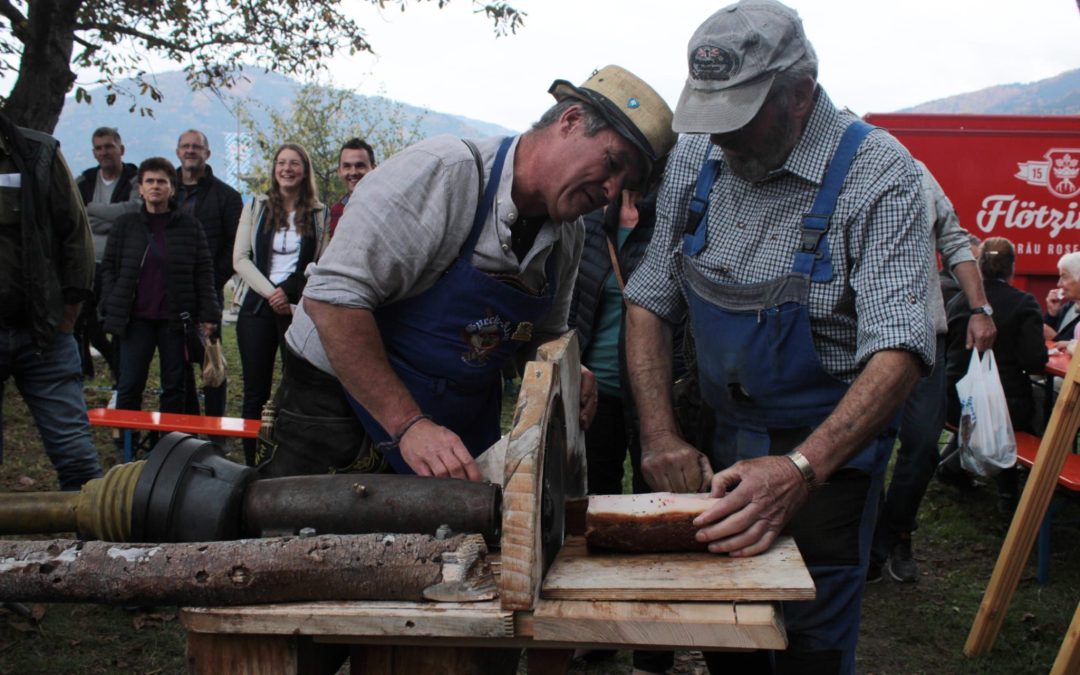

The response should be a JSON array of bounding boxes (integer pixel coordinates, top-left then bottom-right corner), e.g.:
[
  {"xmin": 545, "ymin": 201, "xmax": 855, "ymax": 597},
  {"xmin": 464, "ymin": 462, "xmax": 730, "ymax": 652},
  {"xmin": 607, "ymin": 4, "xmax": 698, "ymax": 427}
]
[{"xmin": 1015, "ymin": 148, "xmax": 1080, "ymax": 199}]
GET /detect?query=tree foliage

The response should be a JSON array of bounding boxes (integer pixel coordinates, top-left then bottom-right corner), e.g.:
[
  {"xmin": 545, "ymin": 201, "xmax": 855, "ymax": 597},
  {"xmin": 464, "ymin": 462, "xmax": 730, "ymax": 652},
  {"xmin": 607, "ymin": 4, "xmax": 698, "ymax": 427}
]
[
  {"xmin": 236, "ymin": 82, "xmax": 425, "ymax": 200},
  {"xmin": 0, "ymin": 0, "xmax": 524, "ymax": 132}
]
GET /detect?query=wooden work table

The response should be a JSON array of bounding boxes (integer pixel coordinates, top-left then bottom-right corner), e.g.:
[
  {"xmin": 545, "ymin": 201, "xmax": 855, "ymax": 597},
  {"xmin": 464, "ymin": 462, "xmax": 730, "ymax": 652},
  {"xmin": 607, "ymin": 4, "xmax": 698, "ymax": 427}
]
[{"xmin": 180, "ymin": 335, "xmax": 815, "ymax": 673}]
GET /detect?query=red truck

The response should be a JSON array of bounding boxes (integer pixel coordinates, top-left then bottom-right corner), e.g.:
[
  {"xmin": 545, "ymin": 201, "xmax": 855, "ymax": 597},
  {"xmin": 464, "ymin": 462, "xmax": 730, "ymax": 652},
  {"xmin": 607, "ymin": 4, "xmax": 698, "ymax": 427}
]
[{"xmin": 863, "ymin": 113, "xmax": 1080, "ymax": 305}]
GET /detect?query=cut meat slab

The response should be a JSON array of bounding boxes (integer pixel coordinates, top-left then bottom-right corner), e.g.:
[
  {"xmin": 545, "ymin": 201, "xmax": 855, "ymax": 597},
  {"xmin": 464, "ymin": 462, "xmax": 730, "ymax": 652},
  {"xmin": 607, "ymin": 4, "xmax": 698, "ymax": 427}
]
[{"xmin": 584, "ymin": 492, "xmax": 718, "ymax": 553}]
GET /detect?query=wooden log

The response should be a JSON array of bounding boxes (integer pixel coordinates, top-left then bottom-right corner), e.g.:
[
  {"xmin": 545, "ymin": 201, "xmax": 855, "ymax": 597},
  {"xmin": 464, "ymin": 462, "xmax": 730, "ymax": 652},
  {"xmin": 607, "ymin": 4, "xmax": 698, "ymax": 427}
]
[
  {"xmin": 0, "ymin": 533, "xmax": 495, "ymax": 606},
  {"xmin": 965, "ymin": 354, "xmax": 1080, "ymax": 656},
  {"xmin": 536, "ymin": 332, "xmax": 587, "ymax": 499}
]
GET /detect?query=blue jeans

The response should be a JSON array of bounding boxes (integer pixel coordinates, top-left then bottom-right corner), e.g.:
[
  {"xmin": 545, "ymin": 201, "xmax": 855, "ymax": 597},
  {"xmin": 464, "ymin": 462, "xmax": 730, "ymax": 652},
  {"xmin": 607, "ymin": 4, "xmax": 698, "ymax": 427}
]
[
  {"xmin": 871, "ymin": 335, "xmax": 947, "ymax": 564},
  {"xmin": 0, "ymin": 327, "xmax": 103, "ymax": 491},
  {"xmin": 116, "ymin": 318, "xmax": 188, "ymax": 413}
]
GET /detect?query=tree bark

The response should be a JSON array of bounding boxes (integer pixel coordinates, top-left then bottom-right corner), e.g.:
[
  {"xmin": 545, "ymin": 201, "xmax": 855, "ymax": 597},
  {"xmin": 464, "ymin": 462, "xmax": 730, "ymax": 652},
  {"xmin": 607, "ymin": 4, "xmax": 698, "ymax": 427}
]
[
  {"xmin": 0, "ymin": 534, "xmax": 495, "ymax": 606},
  {"xmin": 2, "ymin": 0, "xmax": 81, "ymax": 132}
]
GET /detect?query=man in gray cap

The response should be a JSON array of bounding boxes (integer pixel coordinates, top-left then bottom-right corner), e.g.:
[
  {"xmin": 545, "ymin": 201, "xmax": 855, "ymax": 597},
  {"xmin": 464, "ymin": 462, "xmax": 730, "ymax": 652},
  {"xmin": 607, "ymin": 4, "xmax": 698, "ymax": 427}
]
[
  {"xmin": 625, "ymin": 1, "xmax": 932, "ymax": 673},
  {"xmin": 259, "ymin": 66, "xmax": 675, "ymax": 482}
]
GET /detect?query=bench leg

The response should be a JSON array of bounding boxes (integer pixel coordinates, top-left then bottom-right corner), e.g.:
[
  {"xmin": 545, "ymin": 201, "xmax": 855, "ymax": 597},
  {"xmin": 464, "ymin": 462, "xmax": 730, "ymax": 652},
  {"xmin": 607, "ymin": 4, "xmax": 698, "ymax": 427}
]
[{"xmin": 123, "ymin": 430, "xmax": 133, "ymax": 463}]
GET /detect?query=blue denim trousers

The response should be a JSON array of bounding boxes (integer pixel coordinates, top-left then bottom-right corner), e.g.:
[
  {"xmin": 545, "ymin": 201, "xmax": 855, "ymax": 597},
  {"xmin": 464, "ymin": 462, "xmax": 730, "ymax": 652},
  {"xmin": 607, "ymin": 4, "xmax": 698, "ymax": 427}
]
[
  {"xmin": 0, "ymin": 327, "xmax": 103, "ymax": 491},
  {"xmin": 871, "ymin": 335, "xmax": 947, "ymax": 564}
]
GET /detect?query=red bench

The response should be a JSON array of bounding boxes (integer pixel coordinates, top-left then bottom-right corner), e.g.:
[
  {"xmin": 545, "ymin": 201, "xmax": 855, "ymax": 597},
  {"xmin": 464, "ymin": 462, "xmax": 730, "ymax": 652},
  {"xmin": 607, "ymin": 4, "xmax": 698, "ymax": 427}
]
[
  {"xmin": 1013, "ymin": 430, "xmax": 1080, "ymax": 584},
  {"xmin": 87, "ymin": 408, "xmax": 261, "ymax": 462}
]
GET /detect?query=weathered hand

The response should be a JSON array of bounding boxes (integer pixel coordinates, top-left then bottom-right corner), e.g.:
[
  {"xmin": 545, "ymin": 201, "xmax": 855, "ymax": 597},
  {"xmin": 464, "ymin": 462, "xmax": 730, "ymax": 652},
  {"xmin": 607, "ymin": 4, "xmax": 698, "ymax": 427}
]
[
  {"xmin": 966, "ymin": 313, "xmax": 996, "ymax": 351},
  {"xmin": 640, "ymin": 431, "xmax": 714, "ymax": 494},
  {"xmin": 579, "ymin": 366, "xmax": 598, "ymax": 431},
  {"xmin": 1046, "ymin": 289, "xmax": 1064, "ymax": 317},
  {"xmin": 398, "ymin": 419, "xmax": 483, "ymax": 482},
  {"xmin": 692, "ymin": 455, "xmax": 810, "ymax": 557}
]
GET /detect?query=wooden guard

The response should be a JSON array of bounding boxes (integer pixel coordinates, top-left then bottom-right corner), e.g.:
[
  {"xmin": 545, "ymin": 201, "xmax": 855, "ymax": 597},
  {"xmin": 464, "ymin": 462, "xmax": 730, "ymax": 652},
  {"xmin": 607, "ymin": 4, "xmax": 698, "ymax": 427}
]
[
  {"xmin": 535, "ymin": 331, "xmax": 588, "ymax": 499},
  {"xmin": 499, "ymin": 360, "xmax": 559, "ymax": 611},
  {"xmin": 965, "ymin": 353, "xmax": 1080, "ymax": 657}
]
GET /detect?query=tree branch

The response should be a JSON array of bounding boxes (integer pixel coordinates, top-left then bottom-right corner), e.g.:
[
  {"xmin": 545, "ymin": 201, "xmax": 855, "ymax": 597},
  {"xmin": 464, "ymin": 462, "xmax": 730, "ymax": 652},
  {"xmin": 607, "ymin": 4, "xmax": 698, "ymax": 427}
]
[{"xmin": 0, "ymin": 0, "xmax": 28, "ymax": 43}]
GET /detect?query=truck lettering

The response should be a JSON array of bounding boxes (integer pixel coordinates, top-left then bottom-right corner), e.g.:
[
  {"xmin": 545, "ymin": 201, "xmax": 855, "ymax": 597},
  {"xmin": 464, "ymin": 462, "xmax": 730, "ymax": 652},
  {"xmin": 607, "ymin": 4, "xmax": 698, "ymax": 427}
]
[{"xmin": 975, "ymin": 194, "xmax": 1080, "ymax": 239}]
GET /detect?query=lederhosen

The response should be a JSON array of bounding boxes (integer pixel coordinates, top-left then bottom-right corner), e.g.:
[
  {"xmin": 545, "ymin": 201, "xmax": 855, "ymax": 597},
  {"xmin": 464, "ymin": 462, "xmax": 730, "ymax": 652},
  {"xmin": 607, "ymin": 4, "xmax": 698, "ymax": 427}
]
[{"xmin": 683, "ymin": 121, "xmax": 896, "ymax": 674}]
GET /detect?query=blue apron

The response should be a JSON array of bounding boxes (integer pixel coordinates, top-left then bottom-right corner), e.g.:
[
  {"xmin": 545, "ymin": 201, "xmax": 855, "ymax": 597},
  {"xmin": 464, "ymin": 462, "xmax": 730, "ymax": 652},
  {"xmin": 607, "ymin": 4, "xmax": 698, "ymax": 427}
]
[
  {"xmin": 683, "ymin": 121, "xmax": 894, "ymax": 673},
  {"xmin": 346, "ymin": 137, "xmax": 556, "ymax": 473}
]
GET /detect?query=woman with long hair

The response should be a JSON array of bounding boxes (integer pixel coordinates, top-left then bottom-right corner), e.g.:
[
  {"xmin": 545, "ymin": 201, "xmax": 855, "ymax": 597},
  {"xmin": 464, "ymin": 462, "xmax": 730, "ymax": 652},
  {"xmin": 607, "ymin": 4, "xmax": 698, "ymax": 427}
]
[{"xmin": 233, "ymin": 143, "xmax": 329, "ymax": 465}]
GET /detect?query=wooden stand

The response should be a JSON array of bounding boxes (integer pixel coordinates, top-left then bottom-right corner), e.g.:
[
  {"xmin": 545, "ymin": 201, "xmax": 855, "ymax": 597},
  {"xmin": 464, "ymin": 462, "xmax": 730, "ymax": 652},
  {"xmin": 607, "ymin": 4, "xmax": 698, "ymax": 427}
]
[
  {"xmin": 965, "ymin": 353, "xmax": 1080, "ymax": 658},
  {"xmin": 182, "ymin": 335, "xmax": 814, "ymax": 673}
]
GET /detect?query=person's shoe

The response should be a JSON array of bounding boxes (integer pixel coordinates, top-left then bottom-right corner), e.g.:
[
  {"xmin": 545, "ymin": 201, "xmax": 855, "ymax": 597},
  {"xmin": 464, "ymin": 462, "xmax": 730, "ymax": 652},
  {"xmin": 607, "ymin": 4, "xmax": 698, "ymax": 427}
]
[
  {"xmin": 886, "ymin": 539, "xmax": 918, "ymax": 583},
  {"xmin": 866, "ymin": 560, "xmax": 883, "ymax": 584},
  {"xmin": 936, "ymin": 463, "xmax": 978, "ymax": 492},
  {"xmin": 997, "ymin": 492, "xmax": 1018, "ymax": 515}
]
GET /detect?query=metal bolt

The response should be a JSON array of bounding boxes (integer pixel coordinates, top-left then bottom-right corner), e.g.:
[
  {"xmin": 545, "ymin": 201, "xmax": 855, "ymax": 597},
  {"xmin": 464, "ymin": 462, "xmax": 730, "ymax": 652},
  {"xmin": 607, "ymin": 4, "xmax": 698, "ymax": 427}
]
[
  {"xmin": 353, "ymin": 483, "xmax": 367, "ymax": 497},
  {"xmin": 298, "ymin": 527, "xmax": 317, "ymax": 538},
  {"xmin": 435, "ymin": 524, "xmax": 453, "ymax": 540}
]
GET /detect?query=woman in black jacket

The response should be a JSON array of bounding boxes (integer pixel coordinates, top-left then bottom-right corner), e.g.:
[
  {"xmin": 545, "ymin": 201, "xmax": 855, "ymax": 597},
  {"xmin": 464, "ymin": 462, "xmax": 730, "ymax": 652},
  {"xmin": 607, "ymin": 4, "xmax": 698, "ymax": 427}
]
[
  {"xmin": 101, "ymin": 157, "xmax": 220, "ymax": 414},
  {"xmin": 944, "ymin": 237, "xmax": 1048, "ymax": 509}
]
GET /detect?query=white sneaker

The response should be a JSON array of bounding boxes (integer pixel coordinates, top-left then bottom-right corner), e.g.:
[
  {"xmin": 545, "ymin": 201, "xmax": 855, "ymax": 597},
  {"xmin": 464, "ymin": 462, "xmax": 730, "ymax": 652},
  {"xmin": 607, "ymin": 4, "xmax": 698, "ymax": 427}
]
[{"xmin": 107, "ymin": 390, "xmax": 118, "ymax": 409}]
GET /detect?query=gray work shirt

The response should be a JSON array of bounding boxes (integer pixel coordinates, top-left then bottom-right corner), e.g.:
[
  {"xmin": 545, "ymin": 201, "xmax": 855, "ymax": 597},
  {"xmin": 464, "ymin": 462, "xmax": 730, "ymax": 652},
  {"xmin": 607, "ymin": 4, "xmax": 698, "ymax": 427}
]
[
  {"xmin": 919, "ymin": 161, "xmax": 976, "ymax": 335},
  {"xmin": 625, "ymin": 88, "xmax": 935, "ymax": 383},
  {"xmin": 287, "ymin": 134, "xmax": 584, "ymax": 375}
]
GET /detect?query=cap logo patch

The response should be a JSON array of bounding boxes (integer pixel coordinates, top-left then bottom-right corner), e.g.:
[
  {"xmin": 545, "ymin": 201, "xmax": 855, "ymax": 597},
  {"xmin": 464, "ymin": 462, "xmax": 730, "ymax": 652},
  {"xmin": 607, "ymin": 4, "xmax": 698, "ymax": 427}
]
[
  {"xmin": 626, "ymin": 97, "xmax": 640, "ymax": 109},
  {"xmin": 689, "ymin": 45, "xmax": 741, "ymax": 81}
]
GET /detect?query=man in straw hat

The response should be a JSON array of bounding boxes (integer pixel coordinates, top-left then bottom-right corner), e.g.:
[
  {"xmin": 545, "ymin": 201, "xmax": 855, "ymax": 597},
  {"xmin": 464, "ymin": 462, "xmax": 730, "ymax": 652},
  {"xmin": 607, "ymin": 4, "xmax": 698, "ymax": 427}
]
[
  {"xmin": 259, "ymin": 66, "xmax": 675, "ymax": 482},
  {"xmin": 624, "ymin": 1, "xmax": 933, "ymax": 672}
]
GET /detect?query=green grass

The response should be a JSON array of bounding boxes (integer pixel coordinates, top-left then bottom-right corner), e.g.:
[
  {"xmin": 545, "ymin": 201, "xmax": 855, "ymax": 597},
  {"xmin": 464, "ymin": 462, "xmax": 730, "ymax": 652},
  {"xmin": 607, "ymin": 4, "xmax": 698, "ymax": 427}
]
[{"xmin": 2, "ymin": 328, "xmax": 1078, "ymax": 673}]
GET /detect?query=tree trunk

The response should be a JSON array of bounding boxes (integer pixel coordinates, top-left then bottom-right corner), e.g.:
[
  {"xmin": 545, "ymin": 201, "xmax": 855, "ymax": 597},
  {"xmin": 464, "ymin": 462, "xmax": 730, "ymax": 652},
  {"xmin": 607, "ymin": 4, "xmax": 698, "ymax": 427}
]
[
  {"xmin": 0, "ymin": 534, "xmax": 495, "ymax": 606},
  {"xmin": 2, "ymin": 0, "xmax": 81, "ymax": 132}
]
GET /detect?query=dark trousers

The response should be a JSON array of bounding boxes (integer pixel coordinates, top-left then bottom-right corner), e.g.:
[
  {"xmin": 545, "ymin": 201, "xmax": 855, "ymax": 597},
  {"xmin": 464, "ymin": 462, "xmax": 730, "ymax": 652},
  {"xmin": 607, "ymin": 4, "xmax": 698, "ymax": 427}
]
[
  {"xmin": 116, "ymin": 318, "xmax": 187, "ymax": 413},
  {"xmin": 237, "ymin": 305, "xmax": 290, "ymax": 464},
  {"xmin": 76, "ymin": 264, "xmax": 118, "ymax": 381}
]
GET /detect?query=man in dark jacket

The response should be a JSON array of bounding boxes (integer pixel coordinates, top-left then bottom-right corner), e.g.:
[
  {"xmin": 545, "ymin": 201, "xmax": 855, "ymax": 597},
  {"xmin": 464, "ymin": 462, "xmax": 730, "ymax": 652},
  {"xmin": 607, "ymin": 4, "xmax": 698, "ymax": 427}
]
[
  {"xmin": 74, "ymin": 127, "xmax": 140, "ymax": 382},
  {"xmin": 175, "ymin": 129, "xmax": 243, "ymax": 419},
  {"xmin": 0, "ymin": 111, "xmax": 103, "ymax": 491}
]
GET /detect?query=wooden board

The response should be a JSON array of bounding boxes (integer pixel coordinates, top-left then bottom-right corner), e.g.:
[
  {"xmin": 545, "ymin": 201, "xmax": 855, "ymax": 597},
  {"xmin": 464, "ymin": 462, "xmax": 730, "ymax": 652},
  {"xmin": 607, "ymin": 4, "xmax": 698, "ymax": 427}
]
[
  {"xmin": 541, "ymin": 536, "xmax": 814, "ymax": 602},
  {"xmin": 499, "ymin": 361, "xmax": 560, "ymax": 611},
  {"xmin": 535, "ymin": 331, "xmax": 587, "ymax": 498},
  {"xmin": 533, "ymin": 599, "xmax": 786, "ymax": 650},
  {"xmin": 181, "ymin": 600, "xmax": 514, "ymax": 639}
]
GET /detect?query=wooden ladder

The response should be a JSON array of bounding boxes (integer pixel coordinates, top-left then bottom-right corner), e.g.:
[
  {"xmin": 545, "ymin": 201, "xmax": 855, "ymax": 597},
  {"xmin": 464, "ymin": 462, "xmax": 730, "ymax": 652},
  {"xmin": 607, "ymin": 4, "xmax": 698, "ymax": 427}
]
[{"xmin": 965, "ymin": 352, "xmax": 1080, "ymax": 674}]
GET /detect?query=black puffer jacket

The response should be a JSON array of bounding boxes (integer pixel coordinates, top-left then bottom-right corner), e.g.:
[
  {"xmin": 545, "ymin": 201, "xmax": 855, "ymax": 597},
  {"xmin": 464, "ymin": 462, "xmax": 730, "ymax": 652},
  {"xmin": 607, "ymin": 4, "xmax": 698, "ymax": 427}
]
[
  {"xmin": 179, "ymin": 166, "xmax": 243, "ymax": 291},
  {"xmin": 100, "ymin": 208, "xmax": 220, "ymax": 336},
  {"xmin": 569, "ymin": 190, "xmax": 657, "ymax": 353}
]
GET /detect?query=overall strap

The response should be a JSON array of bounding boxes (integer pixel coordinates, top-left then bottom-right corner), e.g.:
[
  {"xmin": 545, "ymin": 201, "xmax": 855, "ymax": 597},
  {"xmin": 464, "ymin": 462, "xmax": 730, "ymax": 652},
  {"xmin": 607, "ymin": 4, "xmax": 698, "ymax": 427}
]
[
  {"xmin": 684, "ymin": 154, "xmax": 723, "ymax": 257},
  {"xmin": 793, "ymin": 120, "xmax": 874, "ymax": 282},
  {"xmin": 460, "ymin": 136, "xmax": 513, "ymax": 258}
]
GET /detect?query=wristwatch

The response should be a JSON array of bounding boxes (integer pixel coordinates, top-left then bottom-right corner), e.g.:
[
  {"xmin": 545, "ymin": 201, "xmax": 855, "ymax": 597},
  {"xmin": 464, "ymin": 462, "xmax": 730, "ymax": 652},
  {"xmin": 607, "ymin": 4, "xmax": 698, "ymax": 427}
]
[{"xmin": 971, "ymin": 304, "xmax": 994, "ymax": 317}]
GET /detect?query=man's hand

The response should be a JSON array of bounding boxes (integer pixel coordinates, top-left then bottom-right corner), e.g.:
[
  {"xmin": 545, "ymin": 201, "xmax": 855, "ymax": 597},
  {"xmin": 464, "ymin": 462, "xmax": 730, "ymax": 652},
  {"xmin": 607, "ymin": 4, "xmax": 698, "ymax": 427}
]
[
  {"xmin": 640, "ymin": 430, "xmax": 714, "ymax": 493},
  {"xmin": 397, "ymin": 418, "xmax": 483, "ymax": 482},
  {"xmin": 692, "ymin": 455, "xmax": 810, "ymax": 557},
  {"xmin": 579, "ymin": 366, "xmax": 598, "ymax": 430},
  {"xmin": 200, "ymin": 322, "xmax": 217, "ymax": 340},
  {"xmin": 966, "ymin": 313, "xmax": 996, "ymax": 351},
  {"xmin": 267, "ymin": 287, "xmax": 291, "ymax": 315}
]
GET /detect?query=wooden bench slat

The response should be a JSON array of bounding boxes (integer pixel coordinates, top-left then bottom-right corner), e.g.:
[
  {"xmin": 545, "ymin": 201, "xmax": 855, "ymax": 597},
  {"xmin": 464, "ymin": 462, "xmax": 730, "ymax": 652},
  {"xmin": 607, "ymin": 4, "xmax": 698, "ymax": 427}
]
[
  {"xmin": 1014, "ymin": 431, "xmax": 1080, "ymax": 492},
  {"xmin": 87, "ymin": 408, "xmax": 261, "ymax": 439}
]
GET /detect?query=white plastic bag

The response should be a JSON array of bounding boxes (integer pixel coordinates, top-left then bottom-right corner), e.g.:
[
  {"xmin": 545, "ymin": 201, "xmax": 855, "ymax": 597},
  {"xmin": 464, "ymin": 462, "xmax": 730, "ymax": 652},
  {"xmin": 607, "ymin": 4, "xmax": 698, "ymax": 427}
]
[{"xmin": 955, "ymin": 349, "xmax": 1016, "ymax": 478}]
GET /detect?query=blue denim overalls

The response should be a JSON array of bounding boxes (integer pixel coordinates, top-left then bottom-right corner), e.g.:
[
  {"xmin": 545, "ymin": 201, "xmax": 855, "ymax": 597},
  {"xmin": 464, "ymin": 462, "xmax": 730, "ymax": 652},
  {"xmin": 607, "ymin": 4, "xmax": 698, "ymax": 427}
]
[
  {"xmin": 684, "ymin": 121, "xmax": 895, "ymax": 674},
  {"xmin": 347, "ymin": 137, "xmax": 556, "ymax": 473}
]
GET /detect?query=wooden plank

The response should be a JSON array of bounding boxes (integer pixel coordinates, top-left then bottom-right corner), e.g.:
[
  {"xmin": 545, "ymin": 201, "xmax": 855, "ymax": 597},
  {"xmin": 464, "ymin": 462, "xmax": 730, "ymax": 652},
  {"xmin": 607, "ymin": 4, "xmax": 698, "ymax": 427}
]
[
  {"xmin": 181, "ymin": 600, "xmax": 514, "ymax": 639},
  {"xmin": 965, "ymin": 353, "xmax": 1080, "ymax": 656},
  {"xmin": 533, "ymin": 600, "xmax": 786, "ymax": 650},
  {"xmin": 500, "ymin": 361, "xmax": 558, "ymax": 611},
  {"xmin": 87, "ymin": 407, "xmax": 261, "ymax": 437},
  {"xmin": 1051, "ymin": 601, "xmax": 1080, "ymax": 675},
  {"xmin": 187, "ymin": 632, "xmax": 298, "ymax": 675},
  {"xmin": 541, "ymin": 536, "xmax": 814, "ymax": 602},
  {"xmin": 536, "ymin": 332, "xmax": 587, "ymax": 499}
]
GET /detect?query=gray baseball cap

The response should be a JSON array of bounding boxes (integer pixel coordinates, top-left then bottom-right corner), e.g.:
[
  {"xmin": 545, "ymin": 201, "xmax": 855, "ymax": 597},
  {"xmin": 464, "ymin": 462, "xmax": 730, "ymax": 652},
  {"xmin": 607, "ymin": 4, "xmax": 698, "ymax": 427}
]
[{"xmin": 673, "ymin": 0, "xmax": 815, "ymax": 134}]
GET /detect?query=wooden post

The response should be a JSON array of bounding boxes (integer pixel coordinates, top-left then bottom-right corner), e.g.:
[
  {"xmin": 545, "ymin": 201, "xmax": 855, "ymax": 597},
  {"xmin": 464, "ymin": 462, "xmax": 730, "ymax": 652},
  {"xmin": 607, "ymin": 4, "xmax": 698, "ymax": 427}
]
[
  {"xmin": 1050, "ymin": 601, "xmax": 1080, "ymax": 675},
  {"xmin": 536, "ymin": 331, "xmax": 588, "ymax": 499},
  {"xmin": 965, "ymin": 355, "xmax": 1080, "ymax": 655},
  {"xmin": 0, "ymin": 533, "xmax": 494, "ymax": 607}
]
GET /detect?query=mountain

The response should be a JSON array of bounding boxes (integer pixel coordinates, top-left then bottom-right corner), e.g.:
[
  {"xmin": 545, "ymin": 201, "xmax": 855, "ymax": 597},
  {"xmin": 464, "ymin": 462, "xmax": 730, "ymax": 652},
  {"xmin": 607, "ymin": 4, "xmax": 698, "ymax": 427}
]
[
  {"xmin": 901, "ymin": 68, "xmax": 1080, "ymax": 115},
  {"xmin": 52, "ymin": 69, "xmax": 517, "ymax": 179}
]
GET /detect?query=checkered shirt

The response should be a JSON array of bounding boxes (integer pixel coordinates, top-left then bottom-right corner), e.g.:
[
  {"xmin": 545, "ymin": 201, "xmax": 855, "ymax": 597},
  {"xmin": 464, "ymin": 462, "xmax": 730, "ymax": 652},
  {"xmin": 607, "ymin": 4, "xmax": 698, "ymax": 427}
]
[{"xmin": 625, "ymin": 88, "xmax": 935, "ymax": 382}]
